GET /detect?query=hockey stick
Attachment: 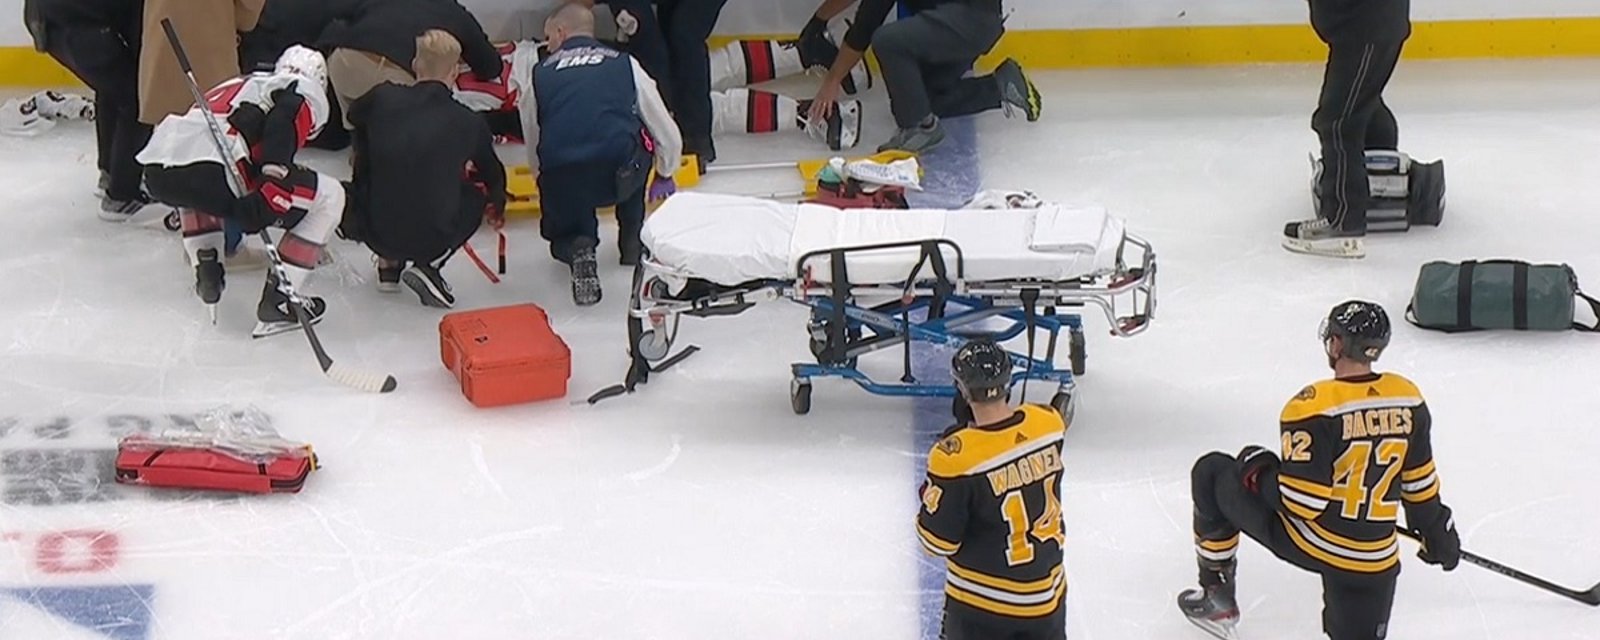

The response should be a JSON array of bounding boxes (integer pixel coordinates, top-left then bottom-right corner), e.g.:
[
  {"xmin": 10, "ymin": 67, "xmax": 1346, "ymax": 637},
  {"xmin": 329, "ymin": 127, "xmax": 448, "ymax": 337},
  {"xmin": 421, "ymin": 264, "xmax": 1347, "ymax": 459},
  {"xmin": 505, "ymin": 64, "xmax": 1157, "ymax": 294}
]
[
  {"xmin": 160, "ymin": 19, "xmax": 396, "ymax": 394},
  {"xmin": 1396, "ymin": 527, "xmax": 1600, "ymax": 606}
]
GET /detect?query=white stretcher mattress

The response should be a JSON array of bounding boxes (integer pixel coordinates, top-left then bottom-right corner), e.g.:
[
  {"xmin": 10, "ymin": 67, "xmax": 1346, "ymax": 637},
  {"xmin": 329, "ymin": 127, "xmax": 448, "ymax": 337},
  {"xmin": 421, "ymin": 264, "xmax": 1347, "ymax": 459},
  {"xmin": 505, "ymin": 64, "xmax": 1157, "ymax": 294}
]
[{"xmin": 641, "ymin": 193, "xmax": 1127, "ymax": 286}]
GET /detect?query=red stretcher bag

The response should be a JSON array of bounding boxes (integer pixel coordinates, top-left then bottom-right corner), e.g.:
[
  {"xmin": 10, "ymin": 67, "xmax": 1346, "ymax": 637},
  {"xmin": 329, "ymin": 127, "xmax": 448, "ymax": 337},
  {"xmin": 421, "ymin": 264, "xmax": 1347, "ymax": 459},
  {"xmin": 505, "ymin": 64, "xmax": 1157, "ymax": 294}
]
[{"xmin": 114, "ymin": 439, "xmax": 317, "ymax": 494}]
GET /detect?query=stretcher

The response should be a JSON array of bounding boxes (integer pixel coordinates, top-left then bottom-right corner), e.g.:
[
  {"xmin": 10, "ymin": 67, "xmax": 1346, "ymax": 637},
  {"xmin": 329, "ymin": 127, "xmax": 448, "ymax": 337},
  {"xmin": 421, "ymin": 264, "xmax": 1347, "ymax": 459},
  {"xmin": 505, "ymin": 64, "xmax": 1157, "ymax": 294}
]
[{"xmin": 596, "ymin": 192, "xmax": 1158, "ymax": 415}]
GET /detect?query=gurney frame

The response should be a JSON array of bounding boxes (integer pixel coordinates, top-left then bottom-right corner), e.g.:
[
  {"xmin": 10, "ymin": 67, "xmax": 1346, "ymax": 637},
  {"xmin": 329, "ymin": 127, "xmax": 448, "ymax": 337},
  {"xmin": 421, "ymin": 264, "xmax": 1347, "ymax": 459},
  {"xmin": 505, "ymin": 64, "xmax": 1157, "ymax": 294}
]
[{"xmin": 604, "ymin": 234, "xmax": 1156, "ymax": 416}]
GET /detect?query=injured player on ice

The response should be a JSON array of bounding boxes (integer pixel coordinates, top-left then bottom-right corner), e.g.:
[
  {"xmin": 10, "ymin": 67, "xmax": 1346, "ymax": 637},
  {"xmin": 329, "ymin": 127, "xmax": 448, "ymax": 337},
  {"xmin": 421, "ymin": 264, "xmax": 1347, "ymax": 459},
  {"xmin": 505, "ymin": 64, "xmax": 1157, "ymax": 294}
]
[{"xmin": 136, "ymin": 46, "xmax": 345, "ymax": 339}]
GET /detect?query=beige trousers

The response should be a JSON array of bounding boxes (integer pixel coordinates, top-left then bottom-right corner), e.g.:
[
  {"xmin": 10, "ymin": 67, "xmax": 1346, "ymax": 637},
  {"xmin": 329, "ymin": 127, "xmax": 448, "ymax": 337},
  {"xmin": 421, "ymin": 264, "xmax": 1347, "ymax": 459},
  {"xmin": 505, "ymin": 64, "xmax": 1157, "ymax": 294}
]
[{"xmin": 327, "ymin": 48, "xmax": 416, "ymax": 129}]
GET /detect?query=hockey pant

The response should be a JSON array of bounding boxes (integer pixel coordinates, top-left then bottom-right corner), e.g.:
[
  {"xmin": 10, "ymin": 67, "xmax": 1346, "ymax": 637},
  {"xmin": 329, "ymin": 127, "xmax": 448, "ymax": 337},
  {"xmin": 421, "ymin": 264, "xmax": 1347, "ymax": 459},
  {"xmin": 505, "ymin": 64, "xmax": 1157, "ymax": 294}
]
[
  {"xmin": 1191, "ymin": 452, "xmax": 1399, "ymax": 640},
  {"xmin": 710, "ymin": 88, "xmax": 855, "ymax": 148},
  {"xmin": 939, "ymin": 598, "xmax": 1065, "ymax": 640},
  {"xmin": 145, "ymin": 161, "xmax": 342, "ymax": 288},
  {"xmin": 1313, "ymin": 38, "xmax": 1405, "ymax": 234},
  {"xmin": 708, "ymin": 39, "xmax": 871, "ymax": 95}
]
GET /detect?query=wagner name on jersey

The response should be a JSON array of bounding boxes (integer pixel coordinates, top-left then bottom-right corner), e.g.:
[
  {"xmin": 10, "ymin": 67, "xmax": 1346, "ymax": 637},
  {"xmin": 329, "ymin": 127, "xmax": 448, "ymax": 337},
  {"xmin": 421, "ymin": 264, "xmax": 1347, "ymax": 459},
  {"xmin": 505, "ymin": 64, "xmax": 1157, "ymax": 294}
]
[
  {"xmin": 1275, "ymin": 372, "xmax": 1446, "ymax": 574},
  {"xmin": 917, "ymin": 404, "xmax": 1067, "ymax": 619}
]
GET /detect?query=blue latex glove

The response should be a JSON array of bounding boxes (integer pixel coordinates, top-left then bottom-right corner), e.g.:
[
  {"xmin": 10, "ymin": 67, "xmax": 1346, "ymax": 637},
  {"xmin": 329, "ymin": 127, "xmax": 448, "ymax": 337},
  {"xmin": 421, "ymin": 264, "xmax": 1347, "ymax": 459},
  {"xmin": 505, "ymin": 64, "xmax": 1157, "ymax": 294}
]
[{"xmin": 647, "ymin": 174, "xmax": 677, "ymax": 202}]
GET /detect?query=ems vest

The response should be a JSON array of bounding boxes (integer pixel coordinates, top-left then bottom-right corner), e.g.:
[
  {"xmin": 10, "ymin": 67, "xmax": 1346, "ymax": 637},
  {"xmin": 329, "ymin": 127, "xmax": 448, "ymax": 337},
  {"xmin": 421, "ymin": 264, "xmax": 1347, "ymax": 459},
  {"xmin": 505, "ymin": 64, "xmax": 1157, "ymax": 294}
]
[{"xmin": 533, "ymin": 36, "xmax": 640, "ymax": 169}]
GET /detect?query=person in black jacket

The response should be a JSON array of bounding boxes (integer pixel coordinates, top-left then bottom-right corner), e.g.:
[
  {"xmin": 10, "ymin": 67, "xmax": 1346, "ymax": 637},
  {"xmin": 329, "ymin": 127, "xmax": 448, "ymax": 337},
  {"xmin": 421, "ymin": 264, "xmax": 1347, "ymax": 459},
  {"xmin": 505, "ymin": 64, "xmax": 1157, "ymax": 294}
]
[
  {"xmin": 343, "ymin": 30, "xmax": 506, "ymax": 309},
  {"xmin": 24, "ymin": 0, "xmax": 154, "ymax": 218},
  {"xmin": 319, "ymin": 0, "xmax": 502, "ymax": 129},
  {"xmin": 803, "ymin": 0, "xmax": 1040, "ymax": 153},
  {"xmin": 1281, "ymin": 0, "xmax": 1411, "ymax": 259}
]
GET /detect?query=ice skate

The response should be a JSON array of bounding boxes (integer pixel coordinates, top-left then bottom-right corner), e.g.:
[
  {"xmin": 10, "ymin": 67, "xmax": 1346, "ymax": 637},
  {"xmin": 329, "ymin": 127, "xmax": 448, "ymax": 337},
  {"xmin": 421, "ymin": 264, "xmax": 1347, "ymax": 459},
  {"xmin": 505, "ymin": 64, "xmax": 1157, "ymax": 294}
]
[
  {"xmin": 995, "ymin": 58, "xmax": 1041, "ymax": 122},
  {"xmin": 1178, "ymin": 582, "xmax": 1241, "ymax": 639},
  {"xmin": 194, "ymin": 248, "xmax": 225, "ymax": 324},
  {"xmin": 802, "ymin": 99, "xmax": 861, "ymax": 151},
  {"xmin": 402, "ymin": 263, "xmax": 455, "ymax": 308},
  {"xmin": 569, "ymin": 239, "xmax": 602, "ymax": 306},
  {"xmin": 253, "ymin": 273, "xmax": 326, "ymax": 339},
  {"xmin": 1282, "ymin": 217, "xmax": 1364, "ymax": 259}
]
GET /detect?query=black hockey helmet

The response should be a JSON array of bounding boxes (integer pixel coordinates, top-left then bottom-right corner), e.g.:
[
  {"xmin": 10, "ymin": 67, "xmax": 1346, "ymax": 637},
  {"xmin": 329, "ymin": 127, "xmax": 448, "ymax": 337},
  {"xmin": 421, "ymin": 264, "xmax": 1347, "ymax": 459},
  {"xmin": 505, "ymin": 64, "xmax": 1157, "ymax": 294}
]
[
  {"xmin": 1320, "ymin": 300, "xmax": 1391, "ymax": 363},
  {"xmin": 952, "ymin": 339, "xmax": 1012, "ymax": 401}
]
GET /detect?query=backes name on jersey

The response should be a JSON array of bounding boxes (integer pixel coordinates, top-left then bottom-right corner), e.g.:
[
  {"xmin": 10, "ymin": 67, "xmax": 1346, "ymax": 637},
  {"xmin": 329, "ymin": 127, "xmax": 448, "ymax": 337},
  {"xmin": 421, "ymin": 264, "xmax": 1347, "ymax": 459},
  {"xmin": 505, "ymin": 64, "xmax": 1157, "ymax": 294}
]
[
  {"xmin": 1342, "ymin": 407, "xmax": 1414, "ymax": 441},
  {"xmin": 985, "ymin": 447, "xmax": 1063, "ymax": 497}
]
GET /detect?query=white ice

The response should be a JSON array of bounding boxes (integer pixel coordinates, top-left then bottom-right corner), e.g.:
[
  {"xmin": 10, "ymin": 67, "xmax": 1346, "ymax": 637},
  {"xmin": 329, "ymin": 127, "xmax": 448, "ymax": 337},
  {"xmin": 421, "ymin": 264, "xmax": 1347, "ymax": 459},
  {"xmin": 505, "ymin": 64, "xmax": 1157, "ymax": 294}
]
[{"xmin": 2, "ymin": 59, "xmax": 1599, "ymax": 640}]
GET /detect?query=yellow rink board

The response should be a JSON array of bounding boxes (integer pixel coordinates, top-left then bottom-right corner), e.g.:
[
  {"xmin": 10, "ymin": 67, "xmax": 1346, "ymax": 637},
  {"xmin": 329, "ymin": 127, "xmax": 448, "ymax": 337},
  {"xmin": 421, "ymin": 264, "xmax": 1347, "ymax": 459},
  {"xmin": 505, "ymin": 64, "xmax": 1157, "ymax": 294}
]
[{"xmin": 6, "ymin": 17, "xmax": 1600, "ymax": 89}]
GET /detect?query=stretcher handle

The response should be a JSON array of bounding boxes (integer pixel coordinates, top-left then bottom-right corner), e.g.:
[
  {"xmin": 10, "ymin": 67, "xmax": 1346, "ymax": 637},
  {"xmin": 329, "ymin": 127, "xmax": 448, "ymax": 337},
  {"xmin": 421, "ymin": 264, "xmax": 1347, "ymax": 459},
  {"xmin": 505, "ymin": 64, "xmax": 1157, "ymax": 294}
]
[{"xmin": 792, "ymin": 238, "xmax": 966, "ymax": 282}]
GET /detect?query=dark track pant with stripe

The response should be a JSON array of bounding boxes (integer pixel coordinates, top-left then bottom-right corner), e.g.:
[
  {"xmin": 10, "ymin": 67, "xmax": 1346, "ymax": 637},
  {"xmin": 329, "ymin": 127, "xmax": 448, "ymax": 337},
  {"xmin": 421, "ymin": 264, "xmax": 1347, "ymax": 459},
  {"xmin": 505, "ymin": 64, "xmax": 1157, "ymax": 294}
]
[
  {"xmin": 1313, "ymin": 38, "xmax": 1405, "ymax": 234},
  {"xmin": 42, "ymin": 22, "xmax": 150, "ymax": 202},
  {"xmin": 1192, "ymin": 452, "xmax": 1399, "ymax": 640}
]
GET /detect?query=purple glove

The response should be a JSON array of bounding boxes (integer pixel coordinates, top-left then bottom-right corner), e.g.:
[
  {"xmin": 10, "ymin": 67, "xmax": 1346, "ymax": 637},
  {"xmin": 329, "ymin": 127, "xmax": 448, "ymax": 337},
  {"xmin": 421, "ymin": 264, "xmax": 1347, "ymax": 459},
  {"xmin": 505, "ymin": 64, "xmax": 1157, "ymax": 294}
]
[{"xmin": 647, "ymin": 174, "xmax": 677, "ymax": 202}]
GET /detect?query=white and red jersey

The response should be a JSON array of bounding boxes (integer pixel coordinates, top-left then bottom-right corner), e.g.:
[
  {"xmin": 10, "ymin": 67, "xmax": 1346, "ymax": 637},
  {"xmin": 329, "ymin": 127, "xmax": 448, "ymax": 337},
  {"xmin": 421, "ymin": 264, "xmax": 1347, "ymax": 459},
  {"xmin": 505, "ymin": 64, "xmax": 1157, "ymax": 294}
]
[
  {"xmin": 137, "ymin": 71, "xmax": 329, "ymax": 174},
  {"xmin": 455, "ymin": 41, "xmax": 534, "ymax": 114}
]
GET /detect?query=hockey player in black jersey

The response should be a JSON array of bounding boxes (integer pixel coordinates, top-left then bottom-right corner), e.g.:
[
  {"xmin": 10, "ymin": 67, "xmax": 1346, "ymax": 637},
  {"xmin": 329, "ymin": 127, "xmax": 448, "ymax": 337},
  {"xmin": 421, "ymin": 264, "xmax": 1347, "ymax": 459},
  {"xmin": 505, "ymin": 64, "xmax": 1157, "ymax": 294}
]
[
  {"xmin": 918, "ymin": 340, "xmax": 1067, "ymax": 640},
  {"xmin": 1178, "ymin": 301, "xmax": 1461, "ymax": 640}
]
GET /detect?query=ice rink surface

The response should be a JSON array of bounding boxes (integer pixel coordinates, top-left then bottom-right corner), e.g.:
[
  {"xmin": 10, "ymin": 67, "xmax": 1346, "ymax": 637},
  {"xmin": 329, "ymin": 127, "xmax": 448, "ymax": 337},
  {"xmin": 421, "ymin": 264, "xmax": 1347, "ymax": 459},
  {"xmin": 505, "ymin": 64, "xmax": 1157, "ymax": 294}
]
[{"xmin": 3, "ymin": 59, "xmax": 1600, "ymax": 639}]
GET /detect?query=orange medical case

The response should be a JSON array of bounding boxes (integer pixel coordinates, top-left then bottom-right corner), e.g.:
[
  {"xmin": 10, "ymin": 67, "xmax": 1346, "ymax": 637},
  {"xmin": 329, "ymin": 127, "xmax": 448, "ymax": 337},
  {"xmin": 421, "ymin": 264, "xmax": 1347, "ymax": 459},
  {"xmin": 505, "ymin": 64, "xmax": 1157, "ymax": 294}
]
[{"xmin": 439, "ymin": 303, "xmax": 571, "ymax": 407}]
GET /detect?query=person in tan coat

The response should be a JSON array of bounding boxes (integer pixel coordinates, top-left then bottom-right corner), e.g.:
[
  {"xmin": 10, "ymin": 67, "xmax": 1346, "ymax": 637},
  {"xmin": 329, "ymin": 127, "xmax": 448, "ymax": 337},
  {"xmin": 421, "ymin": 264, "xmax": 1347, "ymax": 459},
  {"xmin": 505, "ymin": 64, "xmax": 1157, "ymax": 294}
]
[{"xmin": 138, "ymin": 0, "xmax": 266, "ymax": 126}]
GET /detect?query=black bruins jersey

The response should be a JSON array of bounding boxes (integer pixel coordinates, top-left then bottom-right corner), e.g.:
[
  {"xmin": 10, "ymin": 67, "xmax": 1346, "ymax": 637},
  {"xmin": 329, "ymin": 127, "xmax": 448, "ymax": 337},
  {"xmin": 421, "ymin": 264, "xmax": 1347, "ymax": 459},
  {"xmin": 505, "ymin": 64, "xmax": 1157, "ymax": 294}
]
[
  {"xmin": 1276, "ymin": 372, "xmax": 1446, "ymax": 574},
  {"xmin": 918, "ymin": 405, "xmax": 1067, "ymax": 618}
]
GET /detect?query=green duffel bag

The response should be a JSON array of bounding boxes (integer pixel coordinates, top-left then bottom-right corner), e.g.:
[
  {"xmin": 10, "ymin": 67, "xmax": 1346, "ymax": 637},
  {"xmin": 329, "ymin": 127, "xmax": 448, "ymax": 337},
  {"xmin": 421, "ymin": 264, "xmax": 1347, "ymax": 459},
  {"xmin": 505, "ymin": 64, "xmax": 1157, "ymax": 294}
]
[{"xmin": 1407, "ymin": 260, "xmax": 1600, "ymax": 332}]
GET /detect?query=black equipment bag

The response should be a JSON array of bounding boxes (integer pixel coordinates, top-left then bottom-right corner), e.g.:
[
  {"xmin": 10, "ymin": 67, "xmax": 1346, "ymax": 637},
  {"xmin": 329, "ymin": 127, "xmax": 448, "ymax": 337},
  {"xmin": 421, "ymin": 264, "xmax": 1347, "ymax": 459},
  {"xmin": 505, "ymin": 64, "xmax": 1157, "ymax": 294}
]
[{"xmin": 1407, "ymin": 260, "xmax": 1600, "ymax": 332}]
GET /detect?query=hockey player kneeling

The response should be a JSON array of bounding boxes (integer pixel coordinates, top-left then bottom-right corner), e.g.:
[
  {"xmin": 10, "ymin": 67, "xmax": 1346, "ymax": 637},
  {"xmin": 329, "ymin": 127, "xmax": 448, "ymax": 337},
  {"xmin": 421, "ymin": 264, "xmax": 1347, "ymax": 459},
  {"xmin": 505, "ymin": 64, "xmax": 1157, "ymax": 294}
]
[
  {"xmin": 138, "ymin": 46, "xmax": 344, "ymax": 338},
  {"xmin": 918, "ymin": 340, "xmax": 1067, "ymax": 640},
  {"xmin": 1179, "ymin": 301, "xmax": 1461, "ymax": 640}
]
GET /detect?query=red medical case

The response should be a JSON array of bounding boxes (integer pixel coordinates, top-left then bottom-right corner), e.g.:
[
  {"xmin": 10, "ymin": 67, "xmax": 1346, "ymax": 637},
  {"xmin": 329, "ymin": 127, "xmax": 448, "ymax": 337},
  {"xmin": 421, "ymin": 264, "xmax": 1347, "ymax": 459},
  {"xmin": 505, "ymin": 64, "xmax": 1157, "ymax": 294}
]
[
  {"xmin": 439, "ymin": 303, "xmax": 571, "ymax": 407},
  {"xmin": 114, "ymin": 440, "xmax": 317, "ymax": 494}
]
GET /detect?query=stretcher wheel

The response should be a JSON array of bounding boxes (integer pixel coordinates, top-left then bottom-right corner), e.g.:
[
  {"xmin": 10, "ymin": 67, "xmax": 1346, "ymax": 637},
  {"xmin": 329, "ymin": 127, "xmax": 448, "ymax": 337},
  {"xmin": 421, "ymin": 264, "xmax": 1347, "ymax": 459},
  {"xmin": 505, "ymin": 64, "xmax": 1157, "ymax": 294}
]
[
  {"xmin": 790, "ymin": 379, "xmax": 812, "ymax": 415},
  {"xmin": 636, "ymin": 329, "xmax": 670, "ymax": 362},
  {"xmin": 1051, "ymin": 391, "xmax": 1075, "ymax": 426},
  {"xmin": 1068, "ymin": 329, "xmax": 1087, "ymax": 376},
  {"xmin": 163, "ymin": 210, "xmax": 181, "ymax": 231}
]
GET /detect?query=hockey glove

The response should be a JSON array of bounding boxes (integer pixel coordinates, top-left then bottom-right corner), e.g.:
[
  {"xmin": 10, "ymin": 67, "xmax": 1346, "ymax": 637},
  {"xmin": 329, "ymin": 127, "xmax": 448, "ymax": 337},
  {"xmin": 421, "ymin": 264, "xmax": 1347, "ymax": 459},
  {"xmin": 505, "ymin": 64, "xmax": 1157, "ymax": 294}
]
[
  {"xmin": 1414, "ymin": 507, "xmax": 1462, "ymax": 571},
  {"xmin": 228, "ymin": 102, "xmax": 269, "ymax": 149},
  {"xmin": 256, "ymin": 83, "xmax": 307, "ymax": 167},
  {"xmin": 249, "ymin": 165, "xmax": 315, "ymax": 231},
  {"xmin": 647, "ymin": 174, "xmax": 677, "ymax": 202},
  {"xmin": 1237, "ymin": 445, "xmax": 1280, "ymax": 494}
]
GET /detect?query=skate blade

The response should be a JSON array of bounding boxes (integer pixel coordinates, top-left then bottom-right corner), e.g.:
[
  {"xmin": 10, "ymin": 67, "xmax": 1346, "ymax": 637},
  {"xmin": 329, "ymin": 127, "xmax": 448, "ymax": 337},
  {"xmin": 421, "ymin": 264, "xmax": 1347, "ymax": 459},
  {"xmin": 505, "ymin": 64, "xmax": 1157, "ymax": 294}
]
[
  {"xmin": 1184, "ymin": 615, "xmax": 1241, "ymax": 640},
  {"xmin": 251, "ymin": 313, "xmax": 323, "ymax": 339},
  {"xmin": 1281, "ymin": 236, "xmax": 1365, "ymax": 259},
  {"xmin": 208, "ymin": 305, "xmax": 217, "ymax": 325}
]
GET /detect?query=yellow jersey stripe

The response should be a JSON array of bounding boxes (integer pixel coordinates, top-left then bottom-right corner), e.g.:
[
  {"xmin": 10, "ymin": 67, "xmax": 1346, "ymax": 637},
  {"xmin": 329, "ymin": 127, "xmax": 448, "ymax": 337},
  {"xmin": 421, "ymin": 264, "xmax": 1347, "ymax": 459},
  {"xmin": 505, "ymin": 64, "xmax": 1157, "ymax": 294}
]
[
  {"xmin": 945, "ymin": 577, "xmax": 1066, "ymax": 618},
  {"xmin": 1197, "ymin": 535, "xmax": 1240, "ymax": 552},
  {"xmin": 1403, "ymin": 481, "xmax": 1441, "ymax": 503},
  {"xmin": 1279, "ymin": 515, "xmax": 1399, "ymax": 574},
  {"xmin": 916, "ymin": 522, "xmax": 960, "ymax": 554},
  {"xmin": 1305, "ymin": 519, "xmax": 1398, "ymax": 552},
  {"xmin": 1279, "ymin": 474, "xmax": 1334, "ymax": 498},
  {"xmin": 1400, "ymin": 460, "xmax": 1436, "ymax": 482},
  {"xmin": 1282, "ymin": 497, "xmax": 1323, "ymax": 521},
  {"xmin": 947, "ymin": 561, "xmax": 1063, "ymax": 594}
]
